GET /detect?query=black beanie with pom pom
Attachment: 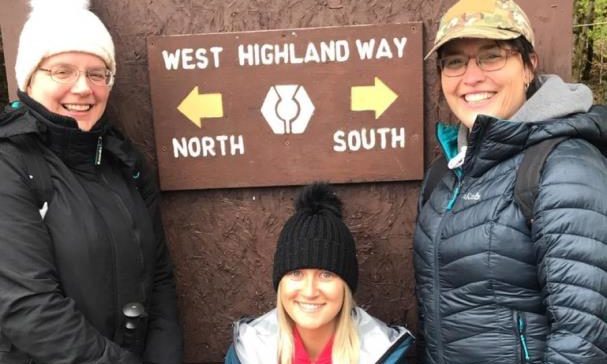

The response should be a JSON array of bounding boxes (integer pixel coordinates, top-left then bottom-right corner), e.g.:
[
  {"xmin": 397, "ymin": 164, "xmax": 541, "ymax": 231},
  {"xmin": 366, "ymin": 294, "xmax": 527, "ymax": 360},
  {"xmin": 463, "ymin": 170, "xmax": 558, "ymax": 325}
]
[{"xmin": 272, "ymin": 182, "xmax": 358, "ymax": 292}]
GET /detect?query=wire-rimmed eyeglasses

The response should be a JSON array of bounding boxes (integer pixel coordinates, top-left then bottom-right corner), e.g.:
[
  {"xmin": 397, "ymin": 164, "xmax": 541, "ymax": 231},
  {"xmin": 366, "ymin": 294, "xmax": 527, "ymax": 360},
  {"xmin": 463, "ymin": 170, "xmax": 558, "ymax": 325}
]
[
  {"xmin": 438, "ymin": 48, "xmax": 520, "ymax": 77},
  {"xmin": 37, "ymin": 64, "xmax": 115, "ymax": 86}
]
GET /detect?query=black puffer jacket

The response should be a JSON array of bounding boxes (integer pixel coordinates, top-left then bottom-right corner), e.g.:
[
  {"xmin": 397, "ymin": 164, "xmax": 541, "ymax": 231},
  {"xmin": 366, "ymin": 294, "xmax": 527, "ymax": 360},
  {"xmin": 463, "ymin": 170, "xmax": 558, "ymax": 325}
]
[
  {"xmin": 414, "ymin": 106, "xmax": 607, "ymax": 364},
  {"xmin": 0, "ymin": 93, "xmax": 182, "ymax": 364}
]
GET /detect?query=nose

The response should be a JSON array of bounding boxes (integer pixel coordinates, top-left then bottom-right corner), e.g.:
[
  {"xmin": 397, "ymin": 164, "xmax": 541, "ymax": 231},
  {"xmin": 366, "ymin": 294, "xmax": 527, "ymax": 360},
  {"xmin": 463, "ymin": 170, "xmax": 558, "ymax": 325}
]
[
  {"xmin": 461, "ymin": 58, "xmax": 485, "ymax": 85},
  {"xmin": 70, "ymin": 72, "xmax": 93, "ymax": 95},
  {"xmin": 300, "ymin": 274, "xmax": 319, "ymax": 297}
]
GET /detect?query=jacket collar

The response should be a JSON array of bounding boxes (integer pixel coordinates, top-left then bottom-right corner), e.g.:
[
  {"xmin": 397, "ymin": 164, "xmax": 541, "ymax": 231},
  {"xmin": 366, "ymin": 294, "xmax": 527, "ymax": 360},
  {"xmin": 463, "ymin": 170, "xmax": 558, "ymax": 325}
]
[
  {"xmin": 0, "ymin": 92, "xmax": 142, "ymax": 177},
  {"xmin": 0, "ymin": 100, "xmax": 39, "ymax": 138},
  {"xmin": 231, "ymin": 307, "xmax": 414, "ymax": 364},
  {"xmin": 436, "ymin": 105, "xmax": 607, "ymax": 178}
]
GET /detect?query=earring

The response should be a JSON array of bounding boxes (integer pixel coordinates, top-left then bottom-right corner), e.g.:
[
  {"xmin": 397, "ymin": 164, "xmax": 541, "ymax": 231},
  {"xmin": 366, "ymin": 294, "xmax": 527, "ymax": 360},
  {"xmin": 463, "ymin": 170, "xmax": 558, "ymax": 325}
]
[{"xmin": 524, "ymin": 82, "xmax": 530, "ymax": 91}]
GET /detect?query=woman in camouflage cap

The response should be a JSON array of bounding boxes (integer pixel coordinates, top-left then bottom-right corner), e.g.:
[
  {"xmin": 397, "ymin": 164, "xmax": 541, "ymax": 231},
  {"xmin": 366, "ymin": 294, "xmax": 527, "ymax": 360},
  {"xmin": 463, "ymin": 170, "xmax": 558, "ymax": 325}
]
[{"xmin": 414, "ymin": 0, "xmax": 607, "ymax": 363}]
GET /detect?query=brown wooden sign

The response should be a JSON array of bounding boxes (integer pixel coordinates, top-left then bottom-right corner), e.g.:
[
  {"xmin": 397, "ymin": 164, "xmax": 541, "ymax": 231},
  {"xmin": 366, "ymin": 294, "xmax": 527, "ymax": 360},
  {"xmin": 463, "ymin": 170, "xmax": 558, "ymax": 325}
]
[{"xmin": 147, "ymin": 23, "xmax": 423, "ymax": 190}]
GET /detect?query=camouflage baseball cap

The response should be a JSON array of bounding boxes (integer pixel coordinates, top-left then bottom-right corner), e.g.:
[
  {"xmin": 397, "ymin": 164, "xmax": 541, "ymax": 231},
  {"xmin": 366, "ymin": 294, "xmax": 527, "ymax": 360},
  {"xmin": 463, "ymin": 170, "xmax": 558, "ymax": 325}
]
[{"xmin": 425, "ymin": 0, "xmax": 535, "ymax": 60}]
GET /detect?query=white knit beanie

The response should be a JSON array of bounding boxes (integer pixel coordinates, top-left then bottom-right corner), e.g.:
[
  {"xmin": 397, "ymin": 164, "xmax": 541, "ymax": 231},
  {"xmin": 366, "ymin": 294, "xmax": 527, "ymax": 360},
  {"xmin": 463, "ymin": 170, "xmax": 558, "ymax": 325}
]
[{"xmin": 15, "ymin": 0, "xmax": 116, "ymax": 91}]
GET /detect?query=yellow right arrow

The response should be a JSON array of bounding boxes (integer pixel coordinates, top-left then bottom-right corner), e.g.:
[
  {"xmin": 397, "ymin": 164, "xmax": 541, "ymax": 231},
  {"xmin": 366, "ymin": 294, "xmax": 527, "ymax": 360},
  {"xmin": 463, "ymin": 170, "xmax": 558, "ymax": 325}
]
[
  {"xmin": 177, "ymin": 86, "xmax": 223, "ymax": 128},
  {"xmin": 351, "ymin": 77, "xmax": 398, "ymax": 119}
]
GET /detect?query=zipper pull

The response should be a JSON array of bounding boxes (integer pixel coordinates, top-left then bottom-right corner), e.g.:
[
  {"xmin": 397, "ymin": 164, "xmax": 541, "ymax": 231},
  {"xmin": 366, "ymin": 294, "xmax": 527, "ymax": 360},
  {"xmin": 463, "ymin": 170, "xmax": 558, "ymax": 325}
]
[
  {"xmin": 95, "ymin": 136, "xmax": 103, "ymax": 166},
  {"xmin": 448, "ymin": 146, "xmax": 467, "ymax": 169},
  {"xmin": 518, "ymin": 316, "xmax": 530, "ymax": 362},
  {"xmin": 520, "ymin": 334, "xmax": 530, "ymax": 361}
]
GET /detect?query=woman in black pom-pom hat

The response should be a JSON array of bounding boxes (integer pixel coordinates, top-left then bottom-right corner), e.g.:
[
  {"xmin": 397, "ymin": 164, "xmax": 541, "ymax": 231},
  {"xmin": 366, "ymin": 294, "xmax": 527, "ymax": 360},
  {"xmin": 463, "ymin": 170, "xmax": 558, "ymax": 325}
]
[{"xmin": 225, "ymin": 182, "xmax": 413, "ymax": 364}]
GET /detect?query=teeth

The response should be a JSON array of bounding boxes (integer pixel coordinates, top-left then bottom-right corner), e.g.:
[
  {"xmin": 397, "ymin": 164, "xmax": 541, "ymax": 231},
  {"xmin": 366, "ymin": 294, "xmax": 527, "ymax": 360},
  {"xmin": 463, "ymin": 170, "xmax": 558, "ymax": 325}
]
[
  {"xmin": 63, "ymin": 104, "xmax": 92, "ymax": 111},
  {"xmin": 297, "ymin": 302, "xmax": 323, "ymax": 312},
  {"xmin": 464, "ymin": 92, "xmax": 493, "ymax": 103}
]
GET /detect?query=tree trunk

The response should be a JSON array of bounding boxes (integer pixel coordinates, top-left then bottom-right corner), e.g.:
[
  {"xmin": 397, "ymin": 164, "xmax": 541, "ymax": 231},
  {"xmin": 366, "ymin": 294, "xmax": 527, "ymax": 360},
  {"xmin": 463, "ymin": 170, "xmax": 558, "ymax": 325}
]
[{"xmin": 582, "ymin": 0, "xmax": 596, "ymax": 81}]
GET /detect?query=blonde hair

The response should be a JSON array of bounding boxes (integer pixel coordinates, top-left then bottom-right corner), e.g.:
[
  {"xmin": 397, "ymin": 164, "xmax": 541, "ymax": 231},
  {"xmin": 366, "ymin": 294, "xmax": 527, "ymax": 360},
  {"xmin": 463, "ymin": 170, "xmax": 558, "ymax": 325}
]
[{"xmin": 276, "ymin": 281, "xmax": 360, "ymax": 364}]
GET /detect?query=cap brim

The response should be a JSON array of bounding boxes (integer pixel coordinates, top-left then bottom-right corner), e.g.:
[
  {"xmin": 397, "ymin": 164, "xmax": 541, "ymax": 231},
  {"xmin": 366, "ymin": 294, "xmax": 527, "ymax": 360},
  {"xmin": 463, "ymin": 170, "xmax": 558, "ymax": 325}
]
[{"xmin": 424, "ymin": 26, "xmax": 522, "ymax": 60}]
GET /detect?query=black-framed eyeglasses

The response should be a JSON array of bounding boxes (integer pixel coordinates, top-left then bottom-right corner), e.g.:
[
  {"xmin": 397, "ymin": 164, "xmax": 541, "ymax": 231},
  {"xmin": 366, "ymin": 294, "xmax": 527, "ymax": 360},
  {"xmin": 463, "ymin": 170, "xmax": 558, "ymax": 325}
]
[
  {"xmin": 37, "ymin": 64, "xmax": 115, "ymax": 86},
  {"xmin": 438, "ymin": 48, "xmax": 520, "ymax": 77}
]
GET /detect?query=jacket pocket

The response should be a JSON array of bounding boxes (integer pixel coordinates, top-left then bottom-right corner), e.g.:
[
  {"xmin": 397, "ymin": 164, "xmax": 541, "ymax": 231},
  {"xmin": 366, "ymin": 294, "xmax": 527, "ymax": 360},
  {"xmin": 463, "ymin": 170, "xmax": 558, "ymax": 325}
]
[{"xmin": 514, "ymin": 311, "xmax": 531, "ymax": 363}]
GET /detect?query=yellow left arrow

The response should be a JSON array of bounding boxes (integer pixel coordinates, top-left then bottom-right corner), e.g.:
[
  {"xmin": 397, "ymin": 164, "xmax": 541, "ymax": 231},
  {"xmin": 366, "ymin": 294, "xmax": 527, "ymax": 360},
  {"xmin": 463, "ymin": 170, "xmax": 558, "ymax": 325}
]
[
  {"xmin": 351, "ymin": 77, "xmax": 398, "ymax": 119},
  {"xmin": 177, "ymin": 86, "xmax": 223, "ymax": 128}
]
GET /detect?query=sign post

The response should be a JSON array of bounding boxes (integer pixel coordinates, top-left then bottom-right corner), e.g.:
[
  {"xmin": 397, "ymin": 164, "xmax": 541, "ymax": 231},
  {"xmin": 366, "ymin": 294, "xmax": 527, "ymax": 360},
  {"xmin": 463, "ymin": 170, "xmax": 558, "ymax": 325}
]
[{"xmin": 147, "ymin": 23, "xmax": 423, "ymax": 190}]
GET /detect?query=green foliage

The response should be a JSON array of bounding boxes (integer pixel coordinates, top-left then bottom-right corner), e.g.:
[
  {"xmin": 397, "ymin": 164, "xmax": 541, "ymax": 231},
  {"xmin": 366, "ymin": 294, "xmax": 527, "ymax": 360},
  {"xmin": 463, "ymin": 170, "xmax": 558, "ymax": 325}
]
[{"xmin": 573, "ymin": 0, "xmax": 607, "ymax": 103}]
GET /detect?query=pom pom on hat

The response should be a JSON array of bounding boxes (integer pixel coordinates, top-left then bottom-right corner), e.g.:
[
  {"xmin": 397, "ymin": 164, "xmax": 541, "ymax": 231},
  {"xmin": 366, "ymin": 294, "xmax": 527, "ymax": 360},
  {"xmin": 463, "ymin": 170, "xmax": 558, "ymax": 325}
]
[
  {"xmin": 295, "ymin": 182, "xmax": 343, "ymax": 218},
  {"xmin": 272, "ymin": 182, "xmax": 359, "ymax": 292},
  {"xmin": 15, "ymin": 0, "xmax": 115, "ymax": 91}
]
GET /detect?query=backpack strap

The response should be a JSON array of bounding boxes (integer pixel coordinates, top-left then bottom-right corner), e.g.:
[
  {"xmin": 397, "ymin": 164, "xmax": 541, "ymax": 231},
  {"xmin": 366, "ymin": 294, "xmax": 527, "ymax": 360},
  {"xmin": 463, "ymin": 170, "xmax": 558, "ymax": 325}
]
[
  {"xmin": 7, "ymin": 134, "xmax": 53, "ymax": 211},
  {"xmin": 420, "ymin": 155, "xmax": 449, "ymax": 209},
  {"xmin": 514, "ymin": 137, "xmax": 568, "ymax": 226}
]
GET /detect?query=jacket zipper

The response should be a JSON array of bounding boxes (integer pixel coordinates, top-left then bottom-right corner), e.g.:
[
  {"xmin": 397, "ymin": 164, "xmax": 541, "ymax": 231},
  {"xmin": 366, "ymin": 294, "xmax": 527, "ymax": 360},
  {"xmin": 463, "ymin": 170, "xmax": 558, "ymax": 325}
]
[
  {"xmin": 517, "ymin": 312, "xmax": 530, "ymax": 363},
  {"xmin": 97, "ymin": 169, "xmax": 146, "ymax": 342},
  {"xmin": 431, "ymin": 189, "xmax": 461, "ymax": 364},
  {"xmin": 100, "ymin": 171, "xmax": 146, "ymax": 294},
  {"xmin": 432, "ymin": 126, "xmax": 464, "ymax": 363},
  {"xmin": 91, "ymin": 142, "xmax": 120, "ymax": 337},
  {"xmin": 432, "ymin": 218, "xmax": 448, "ymax": 363},
  {"xmin": 95, "ymin": 136, "xmax": 103, "ymax": 165},
  {"xmin": 446, "ymin": 176, "xmax": 462, "ymax": 211},
  {"xmin": 427, "ymin": 164, "xmax": 463, "ymax": 364},
  {"xmin": 95, "ymin": 169, "xmax": 120, "ymax": 338}
]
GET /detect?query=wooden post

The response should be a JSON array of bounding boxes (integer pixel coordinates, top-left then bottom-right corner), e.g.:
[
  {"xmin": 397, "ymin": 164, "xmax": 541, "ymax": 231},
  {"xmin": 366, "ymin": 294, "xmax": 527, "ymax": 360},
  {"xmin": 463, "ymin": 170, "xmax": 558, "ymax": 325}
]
[{"xmin": 0, "ymin": 0, "xmax": 27, "ymax": 100}]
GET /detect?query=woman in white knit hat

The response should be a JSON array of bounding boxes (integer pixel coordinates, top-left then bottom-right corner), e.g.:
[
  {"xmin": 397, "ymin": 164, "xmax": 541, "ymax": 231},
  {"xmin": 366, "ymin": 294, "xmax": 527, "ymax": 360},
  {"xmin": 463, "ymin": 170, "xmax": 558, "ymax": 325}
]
[{"xmin": 0, "ymin": 1, "xmax": 182, "ymax": 363}]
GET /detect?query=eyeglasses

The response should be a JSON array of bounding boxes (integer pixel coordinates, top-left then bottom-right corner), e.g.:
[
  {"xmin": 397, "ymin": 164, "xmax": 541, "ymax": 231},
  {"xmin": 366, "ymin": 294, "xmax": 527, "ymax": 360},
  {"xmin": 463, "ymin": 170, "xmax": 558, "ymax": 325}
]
[
  {"xmin": 37, "ymin": 64, "xmax": 115, "ymax": 86},
  {"xmin": 438, "ymin": 48, "xmax": 519, "ymax": 77}
]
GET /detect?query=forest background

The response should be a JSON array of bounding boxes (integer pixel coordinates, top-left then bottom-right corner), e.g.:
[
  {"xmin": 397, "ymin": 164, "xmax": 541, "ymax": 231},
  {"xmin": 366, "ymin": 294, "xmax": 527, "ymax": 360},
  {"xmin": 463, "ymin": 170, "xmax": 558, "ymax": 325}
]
[
  {"xmin": 0, "ymin": 0, "xmax": 605, "ymax": 104},
  {"xmin": 574, "ymin": 0, "xmax": 607, "ymax": 102}
]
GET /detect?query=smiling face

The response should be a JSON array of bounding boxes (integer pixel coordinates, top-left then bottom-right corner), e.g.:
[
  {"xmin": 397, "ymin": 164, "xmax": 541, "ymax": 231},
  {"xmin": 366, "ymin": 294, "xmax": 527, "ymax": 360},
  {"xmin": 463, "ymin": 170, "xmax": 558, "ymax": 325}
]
[
  {"xmin": 279, "ymin": 268, "xmax": 345, "ymax": 337},
  {"xmin": 27, "ymin": 52, "xmax": 111, "ymax": 131},
  {"xmin": 440, "ymin": 38, "xmax": 536, "ymax": 128}
]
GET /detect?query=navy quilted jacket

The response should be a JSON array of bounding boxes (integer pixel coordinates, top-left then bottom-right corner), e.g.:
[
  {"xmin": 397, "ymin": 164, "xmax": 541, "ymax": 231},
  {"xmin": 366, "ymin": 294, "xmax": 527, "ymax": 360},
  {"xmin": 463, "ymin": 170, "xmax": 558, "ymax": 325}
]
[{"xmin": 413, "ymin": 106, "xmax": 607, "ymax": 364}]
